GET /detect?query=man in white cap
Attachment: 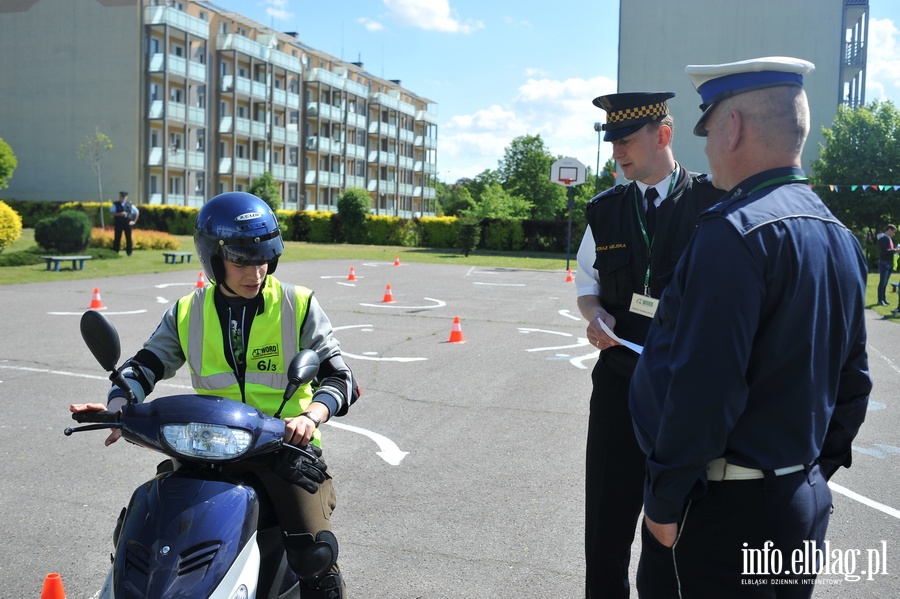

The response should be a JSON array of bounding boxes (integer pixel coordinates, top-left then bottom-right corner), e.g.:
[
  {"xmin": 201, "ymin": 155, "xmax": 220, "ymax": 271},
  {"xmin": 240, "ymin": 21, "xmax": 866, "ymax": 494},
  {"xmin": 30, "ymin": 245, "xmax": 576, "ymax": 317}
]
[{"xmin": 629, "ymin": 57, "xmax": 872, "ymax": 596}]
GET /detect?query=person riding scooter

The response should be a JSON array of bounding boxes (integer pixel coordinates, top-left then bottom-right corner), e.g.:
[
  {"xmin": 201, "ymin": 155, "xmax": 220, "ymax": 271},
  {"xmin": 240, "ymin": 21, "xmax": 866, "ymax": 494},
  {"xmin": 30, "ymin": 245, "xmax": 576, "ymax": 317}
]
[{"xmin": 71, "ymin": 191, "xmax": 357, "ymax": 598}]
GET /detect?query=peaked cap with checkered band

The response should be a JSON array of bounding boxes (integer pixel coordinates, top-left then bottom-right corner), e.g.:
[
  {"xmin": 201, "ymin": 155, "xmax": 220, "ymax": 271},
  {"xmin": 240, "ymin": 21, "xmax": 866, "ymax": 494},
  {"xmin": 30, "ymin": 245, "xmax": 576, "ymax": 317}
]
[{"xmin": 592, "ymin": 92, "xmax": 675, "ymax": 141}]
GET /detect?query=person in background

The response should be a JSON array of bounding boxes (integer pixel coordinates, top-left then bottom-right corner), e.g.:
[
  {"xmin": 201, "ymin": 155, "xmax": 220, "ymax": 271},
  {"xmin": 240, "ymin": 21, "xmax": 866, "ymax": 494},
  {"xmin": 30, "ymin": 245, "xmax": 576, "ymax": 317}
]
[
  {"xmin": 574, "ymin": 91, "xmax": 723, "ymax": 598},
  {"xmin": 876, "ymin": 224, "xmax": 897, "ymax": 306},
  {"xmin": 630, "ymin": 56, "xmax": 872, "ymax": 597},
  {"xmin": 110, "ymin": 191, "xmax": 138, "ymax": 256}
]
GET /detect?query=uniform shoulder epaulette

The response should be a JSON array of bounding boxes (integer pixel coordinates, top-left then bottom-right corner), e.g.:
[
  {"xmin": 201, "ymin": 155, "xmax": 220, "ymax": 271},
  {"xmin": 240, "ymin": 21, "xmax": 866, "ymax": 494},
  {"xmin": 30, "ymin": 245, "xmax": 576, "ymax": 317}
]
[
  {"xmin": 586, "ymin": 184, "xmax": 627, "ymax": 209},
  {"xmin": 690, "ymin": 172, "xmax": 715, "ymax": 186}
]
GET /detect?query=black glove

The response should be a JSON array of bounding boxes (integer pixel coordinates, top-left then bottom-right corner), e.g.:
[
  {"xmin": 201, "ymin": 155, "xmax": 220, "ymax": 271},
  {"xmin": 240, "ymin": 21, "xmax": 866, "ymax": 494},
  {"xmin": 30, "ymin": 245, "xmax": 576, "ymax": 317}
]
[{"xmin": 269, "ymin": 444, "xmax": 328, "ymax": 494}]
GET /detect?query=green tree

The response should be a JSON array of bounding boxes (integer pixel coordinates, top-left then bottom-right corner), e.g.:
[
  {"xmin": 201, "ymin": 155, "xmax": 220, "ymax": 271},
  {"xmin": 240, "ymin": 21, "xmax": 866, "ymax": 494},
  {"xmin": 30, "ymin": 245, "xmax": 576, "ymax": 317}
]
[
  {"xmin": 248, "ymin": 172, "xmax": 281, "ymax": 213},
  {"xmin": 813, "ymin": 101, "xmax": 900, "ymax": 236},
  {"xmin": 496, "ymin": 135, "xmax": 566, "ymax": 220},
  {"xmin": 77, "ymin": 127, "xmax": 112, "ymax": 227},
  {"xmin": 0, "ymin": 137, "xmax": 17, "ymax": 190},
  {"xmin": 337, "ymin": 187, "xmax": 371, "ymax": 243},
  {"xmin": 440, "ymin": 184, "xmax": 476, "ymax": 216},
  {"xmin": 461, "ymin": 182, "xmax": 532, "ymax": 219}
]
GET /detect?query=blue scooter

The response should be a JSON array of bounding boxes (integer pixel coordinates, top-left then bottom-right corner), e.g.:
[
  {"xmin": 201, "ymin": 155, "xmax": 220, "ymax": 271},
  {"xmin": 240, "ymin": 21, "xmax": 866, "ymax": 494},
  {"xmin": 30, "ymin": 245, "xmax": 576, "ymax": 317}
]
[{"xmin": 66, "ymin": 310, "xmax": 337, "ymax": 598}]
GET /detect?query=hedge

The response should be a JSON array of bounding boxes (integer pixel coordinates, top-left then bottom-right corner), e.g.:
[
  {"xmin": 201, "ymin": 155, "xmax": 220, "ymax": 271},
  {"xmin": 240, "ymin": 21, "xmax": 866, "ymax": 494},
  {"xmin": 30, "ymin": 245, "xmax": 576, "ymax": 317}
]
[{"xmin": 2, "ymin": 200, "xmax": 582, "ymax": 254}]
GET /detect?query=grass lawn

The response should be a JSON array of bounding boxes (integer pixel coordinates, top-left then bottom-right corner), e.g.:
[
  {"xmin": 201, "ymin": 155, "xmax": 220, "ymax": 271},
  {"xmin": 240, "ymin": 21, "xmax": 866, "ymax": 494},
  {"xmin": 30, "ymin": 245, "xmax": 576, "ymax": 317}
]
[{"xmin": 0, "ymin": 229, "xmax": 576, "ymax": 286}]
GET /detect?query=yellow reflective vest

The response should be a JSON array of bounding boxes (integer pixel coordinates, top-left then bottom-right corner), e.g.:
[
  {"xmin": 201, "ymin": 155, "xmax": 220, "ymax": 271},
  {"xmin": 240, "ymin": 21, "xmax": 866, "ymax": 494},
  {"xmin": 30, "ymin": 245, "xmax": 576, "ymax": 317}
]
[{"xmin": 176, "ymin": 276, "xmax": 320, "ymax": 444}]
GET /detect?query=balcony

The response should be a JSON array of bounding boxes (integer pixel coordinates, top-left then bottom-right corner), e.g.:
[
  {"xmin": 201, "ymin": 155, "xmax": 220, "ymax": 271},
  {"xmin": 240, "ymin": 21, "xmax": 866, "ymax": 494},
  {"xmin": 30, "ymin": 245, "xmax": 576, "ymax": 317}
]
[
  {"xmin": 368, "ymin": 121, "xmax": 398, "ymax": 138},
  {"xmin": 305, "ymin": 171, "xmax": 344, "ymax": 187},
  {"xmin": 415, "ymin": 135, "xmax": 438, "ymax": 150},
  {"xmin": 306, "ymin": 136, "xmax": 344, "ymax": 155},
  {"xmin": 144, "ymin": 5, "xmax": 209, "ymax": 39},
  {"xmin": 367, "ymin": 179, "xmax": 396, "ymax": 195},
  {"xmin": 216, "ymin": 33, "xmax": 267, "ymax": 61},
  {"xmin": 305, "ymin": 67, "xmax": 346, "ymax": 89},
  {"xmin": 370, "ymin": 92, "xmax": 400, "ymax": 111},
  {"xmin": 306, "ymin": 102, "xmax": 343, "ymax": 122},
  {"xmin": 415, "ymin": 110, "xmax": 438, "ymax": 125}
]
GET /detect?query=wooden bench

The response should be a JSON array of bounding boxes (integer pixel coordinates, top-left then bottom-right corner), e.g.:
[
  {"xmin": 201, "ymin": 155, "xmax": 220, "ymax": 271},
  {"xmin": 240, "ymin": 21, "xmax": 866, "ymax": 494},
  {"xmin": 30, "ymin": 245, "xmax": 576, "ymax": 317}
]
[
  {"xmin": 41, "ymin": 255, "xmax": 92, "ymax": 271},
  {"xmin": 163, "ymin": 251, "xmax": 193, "ymax": 264}
]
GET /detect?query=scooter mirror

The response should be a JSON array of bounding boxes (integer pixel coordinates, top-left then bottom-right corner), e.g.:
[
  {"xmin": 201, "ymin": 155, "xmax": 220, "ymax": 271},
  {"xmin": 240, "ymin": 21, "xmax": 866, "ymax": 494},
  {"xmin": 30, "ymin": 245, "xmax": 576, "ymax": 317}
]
[
  {"xmin": 80, "ymin": 310, "xmax": 122, "ymax": 373},
  {"xmin": 274, "ymin": 349, "xmax": 321, "ymax": 419},
  {"xmin": 284, "ymin": 349, "xmax": 321, "ymax": 400}
]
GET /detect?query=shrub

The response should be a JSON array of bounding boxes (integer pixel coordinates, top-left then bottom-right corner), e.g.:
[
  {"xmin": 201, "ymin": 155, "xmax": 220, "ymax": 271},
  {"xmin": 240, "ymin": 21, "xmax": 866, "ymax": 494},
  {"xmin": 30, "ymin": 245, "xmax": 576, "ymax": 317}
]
[
  {"xmin": 305, "ymin": 211, "xmax": 335, "ymax": 243},
  {"xmin": 366, "ymin": 215, "xmax": 417, "ymax": 246},
  {"xmin": 457, "ymin": 215, "xmax": 481, "ymax": 257},
  {"xmin": 34, "ymin": 210, "xmax": 92, "ymax": 253},
  {"xmin": 417, "ymin": 216, "xmax": 458, "ymax": 248},
  {"xmin": 336, "ymin": 188, "xmax": 371, "ymax": 243},
  {"xmin": 90, "ymin": 227, "xmax": 180, "ymax": 251},
  {"xmin": 481, "ymin": 218, "xmax": 525, "ymax": 251},
  {"xmin": 0, "ymin": 200, "xmax": 23, "ymax": 252}
]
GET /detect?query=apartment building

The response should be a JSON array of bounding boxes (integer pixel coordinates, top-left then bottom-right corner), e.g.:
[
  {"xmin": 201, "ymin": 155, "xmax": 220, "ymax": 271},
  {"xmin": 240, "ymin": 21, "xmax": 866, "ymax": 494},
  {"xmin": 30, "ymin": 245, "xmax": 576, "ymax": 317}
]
[{"xmin": 0, "ymin": 0, "xmax": 439, "ymax": 217}]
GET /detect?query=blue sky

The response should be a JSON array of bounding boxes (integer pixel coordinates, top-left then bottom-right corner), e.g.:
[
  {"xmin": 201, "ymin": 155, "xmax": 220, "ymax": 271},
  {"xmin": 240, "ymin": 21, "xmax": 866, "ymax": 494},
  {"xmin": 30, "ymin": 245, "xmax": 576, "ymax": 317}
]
[{"xmin": 209, "ymin": 0, "xmax": 900, "ymax": 183}]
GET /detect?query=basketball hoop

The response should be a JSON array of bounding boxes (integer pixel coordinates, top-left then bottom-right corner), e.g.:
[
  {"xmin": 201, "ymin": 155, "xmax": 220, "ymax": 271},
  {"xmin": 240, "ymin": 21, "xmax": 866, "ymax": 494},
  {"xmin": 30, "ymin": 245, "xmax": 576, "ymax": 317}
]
[{"xmin": 558, "ymin": 178, "xmax": 574, "ymax": 186}]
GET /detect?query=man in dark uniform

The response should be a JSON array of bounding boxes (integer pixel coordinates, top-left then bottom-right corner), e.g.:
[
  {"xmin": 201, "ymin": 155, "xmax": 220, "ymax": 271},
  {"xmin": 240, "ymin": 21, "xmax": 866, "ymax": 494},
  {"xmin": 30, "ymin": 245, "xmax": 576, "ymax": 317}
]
[
  {"xmin": 630, "ymin": 57, "xmax": 872, "ymax": 597},
  {"xmin": 574, "ymin": 92, "xmax": 723, "ymax": 598},
  {"xmin": 111, "ymin": 191, "xmax": 137, "ymax": 256}
]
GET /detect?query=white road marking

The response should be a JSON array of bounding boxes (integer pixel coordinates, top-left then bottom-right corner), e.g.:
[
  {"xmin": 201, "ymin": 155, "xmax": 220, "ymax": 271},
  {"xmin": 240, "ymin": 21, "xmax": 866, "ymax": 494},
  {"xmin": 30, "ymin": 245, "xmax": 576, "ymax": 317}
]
[
  {"xmin": 325, "ymin": 420, "xmax": 408, "ymax": 465},
  {"xmin": 358, "ymin": 297, "xmax": 446, "ymax": 309},
  {"xmin": 829, "ymin": 482, "xmax": 900, "ymax": 520}
]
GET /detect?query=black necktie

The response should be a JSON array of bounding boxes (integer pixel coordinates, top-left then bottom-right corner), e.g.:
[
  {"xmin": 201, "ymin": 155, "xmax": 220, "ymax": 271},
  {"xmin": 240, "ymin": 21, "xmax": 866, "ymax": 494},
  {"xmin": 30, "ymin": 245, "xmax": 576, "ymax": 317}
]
[{"xmin": 645, "ymin": 186, "xmax": 660, "ymax": 238}]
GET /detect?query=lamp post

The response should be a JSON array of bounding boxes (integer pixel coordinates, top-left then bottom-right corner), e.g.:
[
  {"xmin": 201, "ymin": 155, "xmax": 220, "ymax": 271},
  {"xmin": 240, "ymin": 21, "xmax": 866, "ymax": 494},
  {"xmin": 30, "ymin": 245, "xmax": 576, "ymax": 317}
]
[{"xmin": 593, "ymin": 122, "xmax": 603, "ymax": 194}]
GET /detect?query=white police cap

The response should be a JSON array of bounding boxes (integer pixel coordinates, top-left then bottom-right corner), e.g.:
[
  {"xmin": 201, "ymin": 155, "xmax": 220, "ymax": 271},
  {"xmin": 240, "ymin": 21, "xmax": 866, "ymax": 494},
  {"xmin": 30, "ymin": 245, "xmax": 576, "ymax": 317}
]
[{"xmin": 685, "ymin": 56, "xmax": 815, "ymax": 136}]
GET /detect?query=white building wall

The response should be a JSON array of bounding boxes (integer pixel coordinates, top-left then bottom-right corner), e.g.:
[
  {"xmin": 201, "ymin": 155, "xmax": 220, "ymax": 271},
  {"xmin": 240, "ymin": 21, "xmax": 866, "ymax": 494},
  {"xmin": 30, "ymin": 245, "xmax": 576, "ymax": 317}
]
[
  {"xmin": 0, "ymin": 0, "xmax": 141, "ymax": 202},
  {"xmin": 617, "ymin": 0, "xmax": 845, "ymax": 181}
]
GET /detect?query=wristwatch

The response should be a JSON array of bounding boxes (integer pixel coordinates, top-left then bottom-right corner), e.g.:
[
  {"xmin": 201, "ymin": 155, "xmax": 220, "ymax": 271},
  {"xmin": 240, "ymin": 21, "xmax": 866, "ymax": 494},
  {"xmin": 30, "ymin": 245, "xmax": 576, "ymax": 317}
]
[{"xmin": 300, "ymin": 411, "xmax": 322, "ymax": 428}]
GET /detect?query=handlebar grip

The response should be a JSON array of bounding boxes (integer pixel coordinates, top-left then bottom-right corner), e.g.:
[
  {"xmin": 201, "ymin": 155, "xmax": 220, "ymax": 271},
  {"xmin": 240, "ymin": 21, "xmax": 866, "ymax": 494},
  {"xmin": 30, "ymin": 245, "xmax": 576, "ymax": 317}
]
[{"xmin": 71, "ymin": 410, "xmax": 119, "ymax": 424}]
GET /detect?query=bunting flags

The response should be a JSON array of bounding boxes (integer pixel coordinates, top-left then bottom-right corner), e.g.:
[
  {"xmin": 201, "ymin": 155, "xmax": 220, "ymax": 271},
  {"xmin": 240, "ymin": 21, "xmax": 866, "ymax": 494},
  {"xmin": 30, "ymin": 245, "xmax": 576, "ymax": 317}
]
[{"xmin": 820, "ymin": 184, "xmax": 900, "ymax": 192}]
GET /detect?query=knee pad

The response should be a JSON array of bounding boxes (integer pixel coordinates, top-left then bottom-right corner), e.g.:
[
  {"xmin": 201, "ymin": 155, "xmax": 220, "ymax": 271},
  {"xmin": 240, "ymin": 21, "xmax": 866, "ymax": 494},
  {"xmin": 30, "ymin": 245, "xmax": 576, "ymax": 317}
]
[{"xmin": 283, "ymin": 530, "xmax": 339, "ymax": 580}]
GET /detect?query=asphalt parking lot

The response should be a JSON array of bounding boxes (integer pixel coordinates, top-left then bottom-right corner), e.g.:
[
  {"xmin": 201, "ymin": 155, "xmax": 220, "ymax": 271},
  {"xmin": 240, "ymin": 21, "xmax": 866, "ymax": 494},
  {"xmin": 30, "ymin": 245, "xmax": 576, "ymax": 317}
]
[{"xmin": 0, "ymin": 259, "xmax": 898, "ymax": 598}]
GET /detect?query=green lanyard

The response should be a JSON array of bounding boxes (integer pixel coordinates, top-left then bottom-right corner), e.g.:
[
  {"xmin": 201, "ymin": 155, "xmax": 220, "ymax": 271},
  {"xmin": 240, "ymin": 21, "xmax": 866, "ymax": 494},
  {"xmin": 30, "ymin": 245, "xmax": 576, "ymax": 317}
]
[
  {"xmin": 634, "ymin": 168, "xmax": 679, "ymax": 295},
  {"xmin": 744, "ymin": 174, "xmax": 808, "ymax": 196}
]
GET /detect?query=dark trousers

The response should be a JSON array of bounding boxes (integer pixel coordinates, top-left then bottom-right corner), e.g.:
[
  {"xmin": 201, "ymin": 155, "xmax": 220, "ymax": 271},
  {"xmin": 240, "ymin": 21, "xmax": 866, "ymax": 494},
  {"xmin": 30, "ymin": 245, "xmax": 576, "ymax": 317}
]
[
  {"xmin": 877, "ymin": 260, "xmax": 892, "ymax": 303},
  {"xmin": 636, "ymin": 464, "xmax": 831, "ymax": 598},
  {"xmin": 586, "ymin": 359, "xmax": 646, "ymax": 598},
  {"xmin": 112, "ymin": 218, "xmax": 133, "ymax": 255}
]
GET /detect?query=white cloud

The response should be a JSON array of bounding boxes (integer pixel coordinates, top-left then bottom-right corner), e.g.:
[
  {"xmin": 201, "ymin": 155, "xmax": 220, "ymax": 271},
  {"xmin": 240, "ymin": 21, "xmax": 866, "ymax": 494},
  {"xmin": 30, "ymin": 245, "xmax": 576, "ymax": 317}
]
[
  {"xmin": 865, "ymin": 18, "xmax": 900, "ymax": 103},
  {"xmin": 358, "ymin": 17, "xmax": 386, "ymax": 32},
  {"xmin": 439, "ymin": 76, "xmax": 617, "ymax": 182},
  {"xmin": 264, "ymin": 0, "xmax": 292, "ymax": 21},
  {"xmin": 383, "ymin": 0, "xmax": 484, "ymax": 34}
]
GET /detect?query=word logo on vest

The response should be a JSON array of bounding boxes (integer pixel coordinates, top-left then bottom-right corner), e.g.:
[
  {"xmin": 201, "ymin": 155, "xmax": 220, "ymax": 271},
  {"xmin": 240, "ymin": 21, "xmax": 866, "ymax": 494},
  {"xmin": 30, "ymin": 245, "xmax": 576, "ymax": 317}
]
[
  {"xmin": 596, "ymin": 243, "xmax": 627, "ymax": 252},
  {"xmin": 251, "ymin": 344, "xmax": 281, "ymax": 372}
]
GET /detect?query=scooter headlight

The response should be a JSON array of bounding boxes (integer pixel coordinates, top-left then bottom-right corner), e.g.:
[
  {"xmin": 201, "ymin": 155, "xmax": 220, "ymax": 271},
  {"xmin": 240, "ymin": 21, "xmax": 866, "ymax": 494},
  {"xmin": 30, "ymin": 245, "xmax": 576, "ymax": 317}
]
[{"xmin": 161, "ymin": 423, "xmax": 253, "ymax": 459}]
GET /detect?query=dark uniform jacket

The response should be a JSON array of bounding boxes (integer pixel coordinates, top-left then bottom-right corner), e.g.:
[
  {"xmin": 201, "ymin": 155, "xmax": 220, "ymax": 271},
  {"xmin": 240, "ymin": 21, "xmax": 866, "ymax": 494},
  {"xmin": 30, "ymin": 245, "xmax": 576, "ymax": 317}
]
[
  {"xmin": 630, "ymin": 168, "xmax": 872, "ymax": 523},
  {"xmin": 585, "ymin": 163, "xmax": 722, "ymax": 376}
]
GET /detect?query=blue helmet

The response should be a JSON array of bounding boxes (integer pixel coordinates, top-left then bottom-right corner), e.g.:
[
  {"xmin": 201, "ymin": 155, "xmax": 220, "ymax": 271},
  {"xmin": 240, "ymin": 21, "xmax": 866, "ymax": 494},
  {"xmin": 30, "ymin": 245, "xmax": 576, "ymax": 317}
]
[{"xmin": 194, "ymin": 192, "xmax": 284, "ymax": 284}]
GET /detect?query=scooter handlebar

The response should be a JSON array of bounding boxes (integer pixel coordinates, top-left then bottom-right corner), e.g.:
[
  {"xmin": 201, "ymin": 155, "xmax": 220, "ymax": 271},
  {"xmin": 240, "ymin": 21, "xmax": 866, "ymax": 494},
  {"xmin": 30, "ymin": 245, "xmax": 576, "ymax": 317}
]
[{"xmin": 71, "ymin": 410, "xmax": 120, "ymax": 424}]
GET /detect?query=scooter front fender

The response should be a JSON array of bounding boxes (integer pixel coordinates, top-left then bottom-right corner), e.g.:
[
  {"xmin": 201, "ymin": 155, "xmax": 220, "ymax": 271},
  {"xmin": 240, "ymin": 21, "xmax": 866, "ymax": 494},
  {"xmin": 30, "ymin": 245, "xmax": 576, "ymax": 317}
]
[{"xmin": 109, "ymin": 471, "xmax": 260, "ymax": 598}]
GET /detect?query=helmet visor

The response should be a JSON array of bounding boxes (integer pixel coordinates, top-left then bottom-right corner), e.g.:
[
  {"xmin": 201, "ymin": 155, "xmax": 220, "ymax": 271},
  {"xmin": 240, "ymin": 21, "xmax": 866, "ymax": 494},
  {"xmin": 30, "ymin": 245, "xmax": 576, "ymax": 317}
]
[{"xmin": 216, "ymin": 229, "xmax": 284, "ymax": 266}]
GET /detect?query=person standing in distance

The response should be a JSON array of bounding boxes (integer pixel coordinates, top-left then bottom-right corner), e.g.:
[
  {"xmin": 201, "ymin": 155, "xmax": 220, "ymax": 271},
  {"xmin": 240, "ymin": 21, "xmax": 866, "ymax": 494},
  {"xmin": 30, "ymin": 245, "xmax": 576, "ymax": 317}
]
[
  {"xmin": 630, "ymin": 57, "xmax": 872, "ymax": 596},
  {"xmin": 110, "ymin": 190, "xmax": 138, "ymax": 256},
  {"xmin": 876, "ymin": 224, "xmax": 897, "ymax": 306},
  {"xmin": 574, "ymin": 92, "xmax": 723, "ymax": 598}
]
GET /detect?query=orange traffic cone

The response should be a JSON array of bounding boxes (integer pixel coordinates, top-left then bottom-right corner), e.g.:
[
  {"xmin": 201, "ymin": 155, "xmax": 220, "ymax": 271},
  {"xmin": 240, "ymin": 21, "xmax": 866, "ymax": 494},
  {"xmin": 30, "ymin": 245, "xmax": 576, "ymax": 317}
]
[
  {"xmin": 347, "ymin": 267, "xmax": 357, "ymax": 281},
  {"xmin": 382, "ymin": 284, "xmax": 395, "ymax": 303},
  {"xmin": 196, "ymin": 272, "xmax": 206, "ymax": 289},
  {"xmin": 40, "ymin": 573, "xmax": 66, "ymax": 599},
  {"xmin": 88, "ymin": 287, "xmax": 107, "ymax": 310},
  {"xmin": 393, "ymin": 255, "xmax": 401, "ymax": 266},
  {"xmin": 565, "ymin": 269, "xmax": 574, "ymax": 283},
  {"xmin": 446, "ymin": 316, "xmax": 466, "ymax": 343}
]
